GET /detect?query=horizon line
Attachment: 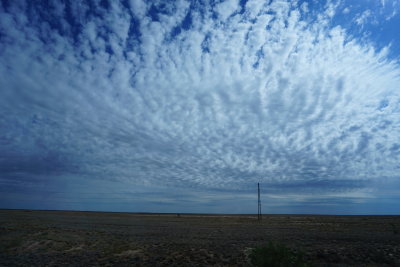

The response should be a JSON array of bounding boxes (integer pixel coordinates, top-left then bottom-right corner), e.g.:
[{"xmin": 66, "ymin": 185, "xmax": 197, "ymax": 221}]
[{"xmin": 1, "ymin": 208, "xmax": 399, "ymax": 216}]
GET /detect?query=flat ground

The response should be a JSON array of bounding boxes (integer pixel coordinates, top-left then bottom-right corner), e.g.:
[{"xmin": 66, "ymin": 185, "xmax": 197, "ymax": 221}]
[{"xmin": 0, "ymin": 210, "xmax": 399, "ymax": 266}]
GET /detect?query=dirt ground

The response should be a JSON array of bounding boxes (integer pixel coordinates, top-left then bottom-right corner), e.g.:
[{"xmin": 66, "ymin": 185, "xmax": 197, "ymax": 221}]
[{"xmin": 0, "ymin": 210, "xmax": 399, "ymax": 266}]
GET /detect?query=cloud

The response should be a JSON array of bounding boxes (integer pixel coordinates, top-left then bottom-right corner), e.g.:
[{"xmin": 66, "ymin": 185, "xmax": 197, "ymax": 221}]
[
  {"xmin": 354, "ymin": 9, "xmax": 372, "ymax": 26},
  {"xmin": 1, "ymin": 0, "xmax": 400, "ymax": 212},
  {"xmin": 215, "ymin": 0, "xmax": 239, "ymax": 21}
]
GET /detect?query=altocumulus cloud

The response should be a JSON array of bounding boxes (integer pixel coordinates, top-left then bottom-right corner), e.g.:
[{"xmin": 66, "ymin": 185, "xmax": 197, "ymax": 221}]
[{"xmin": 0, "ymin": 0, "xmax": 400, "ymax": 213}]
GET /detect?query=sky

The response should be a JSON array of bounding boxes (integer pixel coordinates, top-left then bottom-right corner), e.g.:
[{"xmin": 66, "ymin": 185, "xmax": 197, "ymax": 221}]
[{"xmin": 1, "ymin": 0, "xmax": 400, "ymax": 215}]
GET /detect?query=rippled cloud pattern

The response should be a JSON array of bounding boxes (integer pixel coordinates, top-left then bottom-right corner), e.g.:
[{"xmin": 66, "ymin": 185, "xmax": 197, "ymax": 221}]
[{"xmin": 1, "ymin": 0, "xmax": 400, "ymax": 214}]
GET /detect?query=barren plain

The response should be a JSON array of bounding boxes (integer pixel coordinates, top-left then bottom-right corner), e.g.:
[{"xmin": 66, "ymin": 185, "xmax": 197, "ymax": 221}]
[{"xmin": 0, "ymin": 209, "xmax": 399, "ymax": 266}]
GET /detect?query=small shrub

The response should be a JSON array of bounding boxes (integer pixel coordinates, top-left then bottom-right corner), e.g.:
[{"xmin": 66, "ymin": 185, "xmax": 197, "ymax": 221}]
[{"xmin": 250, "ymin": 241, "xmax": 310, "ymax": 267}]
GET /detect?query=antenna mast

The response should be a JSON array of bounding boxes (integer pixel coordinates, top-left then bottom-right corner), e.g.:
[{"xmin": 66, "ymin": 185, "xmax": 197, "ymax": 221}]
[{"xmin": 258, "ymin": 183, "xmax": 262, "ymax": 221}]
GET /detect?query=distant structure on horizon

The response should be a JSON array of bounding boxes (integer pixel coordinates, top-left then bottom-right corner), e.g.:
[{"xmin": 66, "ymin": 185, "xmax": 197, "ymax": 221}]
[{"xmin": 258, "ymin": 183, "xmax": 262, "ymax": 221}]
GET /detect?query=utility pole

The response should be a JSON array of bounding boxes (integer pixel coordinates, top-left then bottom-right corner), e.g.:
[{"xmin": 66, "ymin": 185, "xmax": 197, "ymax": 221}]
[{"xmin": 258, "ymin": 183, "xmax": 262, "ymax": 221}]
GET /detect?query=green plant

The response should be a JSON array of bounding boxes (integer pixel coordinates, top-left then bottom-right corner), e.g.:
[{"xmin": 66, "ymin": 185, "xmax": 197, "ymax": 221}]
[{"xmin": 250, "ymin": 241, "xmax": 310, "ymax": 267}]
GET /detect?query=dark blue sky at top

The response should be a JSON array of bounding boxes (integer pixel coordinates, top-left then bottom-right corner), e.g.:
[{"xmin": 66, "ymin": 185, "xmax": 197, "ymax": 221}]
[{"xmin": 0, "ymin": 0, "xmax": 400, "ymax": 214}]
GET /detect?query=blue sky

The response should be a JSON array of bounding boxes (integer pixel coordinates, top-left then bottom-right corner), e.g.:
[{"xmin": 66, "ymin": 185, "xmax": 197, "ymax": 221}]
[{"xmin": 1, "ymin": 0, "xmax": 400, "ymax": 214}]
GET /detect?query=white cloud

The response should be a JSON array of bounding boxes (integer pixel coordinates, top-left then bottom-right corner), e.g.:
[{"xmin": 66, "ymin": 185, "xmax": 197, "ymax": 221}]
[
  {"xmin": 215, "ymin": 0, "xmax": 239, "ymax": 21},
  {"xmin": 1, "ymin": 0, "xmax": 400, "ymax": 202},
  {"xmin": 129, "ymin": 0, "xmax": 148, "ymax": 19},
  {"xmin": 385, "ymin": 9, "xmax": 397, "ymax": 21},
  {"xmin": 354, "ymin": 9, "xmax": 372, "ymax": 26}
]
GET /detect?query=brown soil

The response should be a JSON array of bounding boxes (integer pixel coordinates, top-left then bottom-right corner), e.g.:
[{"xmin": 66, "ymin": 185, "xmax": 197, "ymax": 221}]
[{"xmin": 0, "ymin": 210, "xmax": 399, "ymax": 266}]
